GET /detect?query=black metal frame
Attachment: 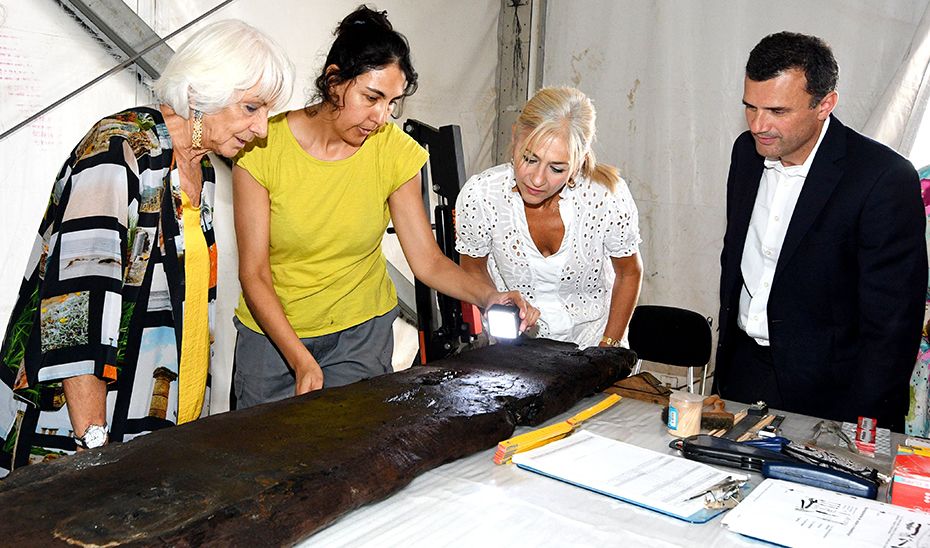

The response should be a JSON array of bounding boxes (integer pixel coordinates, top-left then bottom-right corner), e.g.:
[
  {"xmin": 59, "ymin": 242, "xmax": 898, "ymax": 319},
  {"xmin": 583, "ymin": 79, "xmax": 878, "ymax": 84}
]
[{"xmin": 402, "ymin": 119, "xmax": 477, "ymax": 363}]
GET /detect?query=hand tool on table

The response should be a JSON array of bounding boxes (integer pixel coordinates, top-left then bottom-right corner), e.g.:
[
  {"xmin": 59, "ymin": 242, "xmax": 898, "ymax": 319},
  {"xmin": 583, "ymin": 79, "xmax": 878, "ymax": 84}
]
[
  {"xmin": 493, "ymin": 394, "xmax": 622, "ymax": 464},
  {"xmin": 762, "ymin": 461, "xmax": 878, "ymax": 499},
  {"xmin": 671, "ymin": 434, "xmax": 796, "ymax": 472},
  {"xmin": 682, "ymin": 475, "xmax": 747, "ymax": 509},
  {"xmin": 672, "ymin": 435, "xmax": 880, "ymax": 499},
  {"xmin": 700, "ymin": 395, "xmax": 736, "ymax": 431},
  {"xmin": 723, "ymin": 410, "xmax": 774, "ymax": 441},
  {"xmin": 758, "ymin": 414, "xmax": 785, "ymax": 438},
  {"xmin": 742, "ymin": 437, "xmax": 881, "ymax": 496},
  {"xmin": 735, "ymin": 414, "xmax": 776, "ymax": 442},
  {"xmin": 809, "ymin": 419, "xmax": 859, "ymax": 453}
]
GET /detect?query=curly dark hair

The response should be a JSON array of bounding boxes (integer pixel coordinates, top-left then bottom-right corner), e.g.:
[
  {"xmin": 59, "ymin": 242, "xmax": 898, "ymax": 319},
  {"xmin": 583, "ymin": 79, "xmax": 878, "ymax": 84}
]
[
  {"xmin": 746, "ymin": 31, "xmax": 839, "ymax": 107},
  {"xmin": 308, "ymin": 5, "xmax": 418, "ymax": 115}
]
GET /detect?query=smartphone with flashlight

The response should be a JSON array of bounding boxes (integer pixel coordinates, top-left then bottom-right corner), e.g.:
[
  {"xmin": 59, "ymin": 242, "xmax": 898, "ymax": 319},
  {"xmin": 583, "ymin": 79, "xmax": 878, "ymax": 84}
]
[{"xmin": 487, "ymin": 304, "xmax": 521, "ymax": 340}]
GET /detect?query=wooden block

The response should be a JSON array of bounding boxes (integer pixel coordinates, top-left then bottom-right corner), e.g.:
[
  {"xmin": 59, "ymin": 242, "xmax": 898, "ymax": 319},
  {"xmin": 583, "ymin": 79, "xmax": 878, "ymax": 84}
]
[{"xmin": 604, "ymin": 371, "xmax": 672, "ymax": 406}]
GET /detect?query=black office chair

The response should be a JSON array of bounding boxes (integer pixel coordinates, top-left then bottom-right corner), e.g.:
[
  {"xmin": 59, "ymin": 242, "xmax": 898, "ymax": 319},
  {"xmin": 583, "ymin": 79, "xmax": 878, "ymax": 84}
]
[{"xmin": 628, "ymin": 304, "xmax": 713, "ymax": 394}]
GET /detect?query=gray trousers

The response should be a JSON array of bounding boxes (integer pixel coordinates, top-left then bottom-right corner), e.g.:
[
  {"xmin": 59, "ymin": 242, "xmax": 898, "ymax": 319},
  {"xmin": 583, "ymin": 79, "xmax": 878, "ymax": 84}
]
[{"xmin": 232, "ymin": 307, "xmax": 398, "ymax": 409}]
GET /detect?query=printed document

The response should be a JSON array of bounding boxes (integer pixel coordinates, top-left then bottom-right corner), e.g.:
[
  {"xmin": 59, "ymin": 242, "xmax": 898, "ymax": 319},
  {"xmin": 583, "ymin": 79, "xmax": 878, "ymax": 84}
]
[
  {"xmin": 722, "ymin": 478, "xmax": 930, "ymax": 547},
  {"xmin": 512, "ymin": 430, "xmax": 746, "ymax": 522}
]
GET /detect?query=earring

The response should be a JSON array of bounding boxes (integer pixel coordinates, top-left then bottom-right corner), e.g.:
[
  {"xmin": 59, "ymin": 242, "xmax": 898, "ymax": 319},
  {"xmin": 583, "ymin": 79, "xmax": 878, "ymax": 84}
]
[
  {"xmin": 191, "ymin": 110, "xmax": 204, "ymax": 149},
  {"xmin": 566, "ymin": 177, "xmax": 576, "ymax": 189}
]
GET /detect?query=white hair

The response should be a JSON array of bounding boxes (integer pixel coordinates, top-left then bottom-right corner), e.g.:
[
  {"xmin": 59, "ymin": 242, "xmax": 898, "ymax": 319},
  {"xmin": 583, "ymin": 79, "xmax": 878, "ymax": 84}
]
[{"xmin": 154, "ymin": 19, "xmax": 294, "ymax": 119}]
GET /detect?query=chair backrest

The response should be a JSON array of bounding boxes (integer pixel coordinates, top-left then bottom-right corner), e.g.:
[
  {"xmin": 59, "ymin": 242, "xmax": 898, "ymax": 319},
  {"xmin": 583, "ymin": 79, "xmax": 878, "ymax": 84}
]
[{"xmin": 627, "ymin": 305, "xmax": 712, "ymax": 368}]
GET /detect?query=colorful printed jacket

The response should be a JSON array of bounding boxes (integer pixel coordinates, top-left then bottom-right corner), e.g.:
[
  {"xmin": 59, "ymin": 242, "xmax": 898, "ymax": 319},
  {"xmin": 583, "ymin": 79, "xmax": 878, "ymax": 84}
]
[{"xmin": 0, "ymin": 106, "xmax": 216, "ymax": 475}]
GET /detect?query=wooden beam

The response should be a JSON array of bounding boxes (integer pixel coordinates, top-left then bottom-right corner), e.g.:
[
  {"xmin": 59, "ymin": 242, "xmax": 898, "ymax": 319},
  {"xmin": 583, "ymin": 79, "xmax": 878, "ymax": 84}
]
[{"xmin": 0, "ymin": 339, "xmax": 634, "ymax": 545}]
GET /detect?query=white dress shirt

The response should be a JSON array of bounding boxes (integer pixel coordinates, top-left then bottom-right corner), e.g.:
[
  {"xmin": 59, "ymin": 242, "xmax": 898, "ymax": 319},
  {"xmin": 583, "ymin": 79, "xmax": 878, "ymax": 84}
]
[{"xmin": 738, "ymin": 117, "xmax": 831, "ymax": 345}]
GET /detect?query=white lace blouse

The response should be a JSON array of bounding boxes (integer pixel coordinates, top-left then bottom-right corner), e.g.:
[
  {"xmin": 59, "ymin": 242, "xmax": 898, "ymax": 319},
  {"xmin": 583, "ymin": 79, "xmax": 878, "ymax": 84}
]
[{"xmin": 455, "ymin": 163, "xmax": 641, "ymax": 348}]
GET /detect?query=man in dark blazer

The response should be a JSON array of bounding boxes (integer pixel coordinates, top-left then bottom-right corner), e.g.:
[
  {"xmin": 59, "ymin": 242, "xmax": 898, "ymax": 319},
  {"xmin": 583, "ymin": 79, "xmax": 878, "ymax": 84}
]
[{"xmin": 716, "ymin": 31, "xmax": 926, "ymax": 431}]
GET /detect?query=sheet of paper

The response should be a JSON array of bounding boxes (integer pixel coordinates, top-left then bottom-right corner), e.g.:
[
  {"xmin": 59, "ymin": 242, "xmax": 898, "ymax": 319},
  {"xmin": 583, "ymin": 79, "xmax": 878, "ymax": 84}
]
[
  {"xmin": 512, "ymin": 430, "xmax": 746, "ymax": 521},
  {"xmin": 722, "ymin": 479, "xmax": 930, "ymax": 547}
]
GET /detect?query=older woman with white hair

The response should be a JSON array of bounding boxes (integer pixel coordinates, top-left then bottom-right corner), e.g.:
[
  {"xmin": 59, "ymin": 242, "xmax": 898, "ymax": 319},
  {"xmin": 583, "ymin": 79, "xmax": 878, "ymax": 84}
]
[
  {"xmin": 456, "ymin": 87, "xmax": 643, "ymax": 349},
  {"xmin": 0, "ymin": 19, "xmax": 292, "ymax": 476}
]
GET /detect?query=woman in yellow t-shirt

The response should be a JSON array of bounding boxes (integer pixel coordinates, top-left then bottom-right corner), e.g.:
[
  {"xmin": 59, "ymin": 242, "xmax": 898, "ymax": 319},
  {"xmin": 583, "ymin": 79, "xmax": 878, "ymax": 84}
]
[{"xmin": 232, "ymin": 6, "xmax": 539, "ymax": 408}]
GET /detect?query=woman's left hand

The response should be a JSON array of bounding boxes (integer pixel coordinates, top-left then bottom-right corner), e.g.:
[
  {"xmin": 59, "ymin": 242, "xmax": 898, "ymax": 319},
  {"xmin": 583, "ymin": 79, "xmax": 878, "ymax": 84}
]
[{"xmin": 485, "ymin": 291, "xmax": 540, "ymax": 334}]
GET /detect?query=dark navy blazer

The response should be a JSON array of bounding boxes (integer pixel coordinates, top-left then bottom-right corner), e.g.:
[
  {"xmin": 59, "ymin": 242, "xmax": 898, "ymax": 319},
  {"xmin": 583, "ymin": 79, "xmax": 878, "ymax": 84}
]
[{"xmin": 716, "ymin": 115, "xmax": 927, "ymax": 431}]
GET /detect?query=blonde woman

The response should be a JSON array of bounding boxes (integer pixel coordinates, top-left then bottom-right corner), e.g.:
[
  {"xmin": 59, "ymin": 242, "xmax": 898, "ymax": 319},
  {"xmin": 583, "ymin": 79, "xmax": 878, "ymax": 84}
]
[{"xmin": 456, "ymin": 87, "xmax": 643, "ymax": 349}]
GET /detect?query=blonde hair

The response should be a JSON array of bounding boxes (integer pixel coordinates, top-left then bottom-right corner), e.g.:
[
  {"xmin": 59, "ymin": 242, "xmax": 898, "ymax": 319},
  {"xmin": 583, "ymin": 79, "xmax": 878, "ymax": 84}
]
[
  {"xmin": 513, "ymin": 87, "xmax": 619, "ymax": 189},
  {"xmin": 154, "ymin": 20, "xmax": 294, "ymax": 118}
]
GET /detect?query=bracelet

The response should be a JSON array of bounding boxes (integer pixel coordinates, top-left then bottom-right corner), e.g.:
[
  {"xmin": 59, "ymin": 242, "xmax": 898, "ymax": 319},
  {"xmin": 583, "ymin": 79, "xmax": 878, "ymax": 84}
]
[{"xmin": 600, "ymin": 335, "xmax": 621, "ymax": 348}]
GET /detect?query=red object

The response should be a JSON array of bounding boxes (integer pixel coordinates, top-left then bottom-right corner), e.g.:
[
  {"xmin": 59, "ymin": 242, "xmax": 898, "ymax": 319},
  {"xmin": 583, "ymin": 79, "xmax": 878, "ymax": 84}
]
[
  {"xmin": 855, "ymin": 416, "xmax": 877, "ymax": 455},
  {"xmin": 892, "ymin": 446, "xmax": 930, "ymax": 511},
  {"xmin": 857, "ymin": 416, "xmax": 876, "ymax": 443},
  {"xmin": 418, "ymin": 330, "xmax": 428, "ymax": 365},
  {"xmin": 462, "ymin": 302, "xmax": 482, "ymax": 335}
]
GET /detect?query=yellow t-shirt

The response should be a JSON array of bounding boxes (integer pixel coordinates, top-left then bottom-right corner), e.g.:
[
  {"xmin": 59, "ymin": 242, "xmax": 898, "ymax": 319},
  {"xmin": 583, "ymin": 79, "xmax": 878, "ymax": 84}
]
[{"xmin": 235, "ymin": 114, "xmax": 428, "ymax": 337}]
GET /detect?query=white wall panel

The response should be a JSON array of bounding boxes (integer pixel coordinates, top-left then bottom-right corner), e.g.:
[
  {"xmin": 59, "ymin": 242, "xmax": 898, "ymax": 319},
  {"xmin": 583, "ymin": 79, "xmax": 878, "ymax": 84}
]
[
  {"xmin": 541, "ymin": 0, "xmax": 929, "ymax": 374},
  {"xmin": 0, "ymin": 1, "xmax": 141, "ymax": 357}
]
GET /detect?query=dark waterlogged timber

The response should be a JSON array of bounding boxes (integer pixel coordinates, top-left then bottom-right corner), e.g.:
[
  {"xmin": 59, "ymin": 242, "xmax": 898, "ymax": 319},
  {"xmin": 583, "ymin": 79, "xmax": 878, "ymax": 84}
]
[{"xmin": 0, "ymin": 339, "xmax": 634, "ymax": 546}]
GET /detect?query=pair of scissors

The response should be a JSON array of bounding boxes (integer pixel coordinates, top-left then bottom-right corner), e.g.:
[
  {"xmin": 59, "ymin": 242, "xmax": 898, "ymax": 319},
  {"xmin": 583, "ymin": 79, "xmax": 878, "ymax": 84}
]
[{"xmin": 809, "ymin": 420, "xmax": 858, "ymax": 453}]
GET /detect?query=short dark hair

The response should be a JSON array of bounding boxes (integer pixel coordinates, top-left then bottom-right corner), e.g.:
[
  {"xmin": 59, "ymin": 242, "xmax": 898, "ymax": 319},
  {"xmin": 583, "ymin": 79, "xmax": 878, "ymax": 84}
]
[
  {"xmin": 746, "ymin": 31, "xmax": 839, "ymax": 107},
  {"xmin": 310, "ymin": 5, "xmax": 418, "ymax": 115}
]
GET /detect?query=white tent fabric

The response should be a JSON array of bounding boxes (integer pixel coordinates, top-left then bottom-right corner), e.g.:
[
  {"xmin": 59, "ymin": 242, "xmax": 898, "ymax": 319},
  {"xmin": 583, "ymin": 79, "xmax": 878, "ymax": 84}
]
[
  {"xmin": 864, "ymin": 2, "xmax": 930, "ymax": 156},
  {"xmin": 541, "ymin": 0, "xmax": 930, "ymax": 382}
]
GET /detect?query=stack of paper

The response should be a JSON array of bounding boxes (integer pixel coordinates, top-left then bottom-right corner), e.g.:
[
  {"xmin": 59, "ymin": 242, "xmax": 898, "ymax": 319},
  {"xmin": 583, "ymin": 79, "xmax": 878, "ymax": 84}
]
[
  {"xmin": 493, "ymin": 394, "xmax": 620, "ymax": 465},
  {"xmin": 512, "ymin": 430, "xmax": 748, "ymax": 523},
  {"xmin": 722, "ymin": 479, "xmax": 930, "ymax": 547}
]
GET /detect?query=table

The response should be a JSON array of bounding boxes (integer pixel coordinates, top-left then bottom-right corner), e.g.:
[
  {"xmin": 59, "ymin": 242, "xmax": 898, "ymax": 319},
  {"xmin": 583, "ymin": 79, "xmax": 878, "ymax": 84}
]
[{"xmin": 301, "ymin": 396, "xmax": 900, "ymax": 547}]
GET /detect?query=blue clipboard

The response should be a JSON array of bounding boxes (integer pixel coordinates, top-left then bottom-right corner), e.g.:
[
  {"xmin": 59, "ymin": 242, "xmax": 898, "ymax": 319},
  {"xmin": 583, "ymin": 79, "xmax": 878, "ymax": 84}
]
[
  {"xmin": 511, "ymin": 431, "xmax": 752, "ymax": 524},
  {"xmin": 515, "ymin": 461, "xmax": 745, "ymax": 523}
]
